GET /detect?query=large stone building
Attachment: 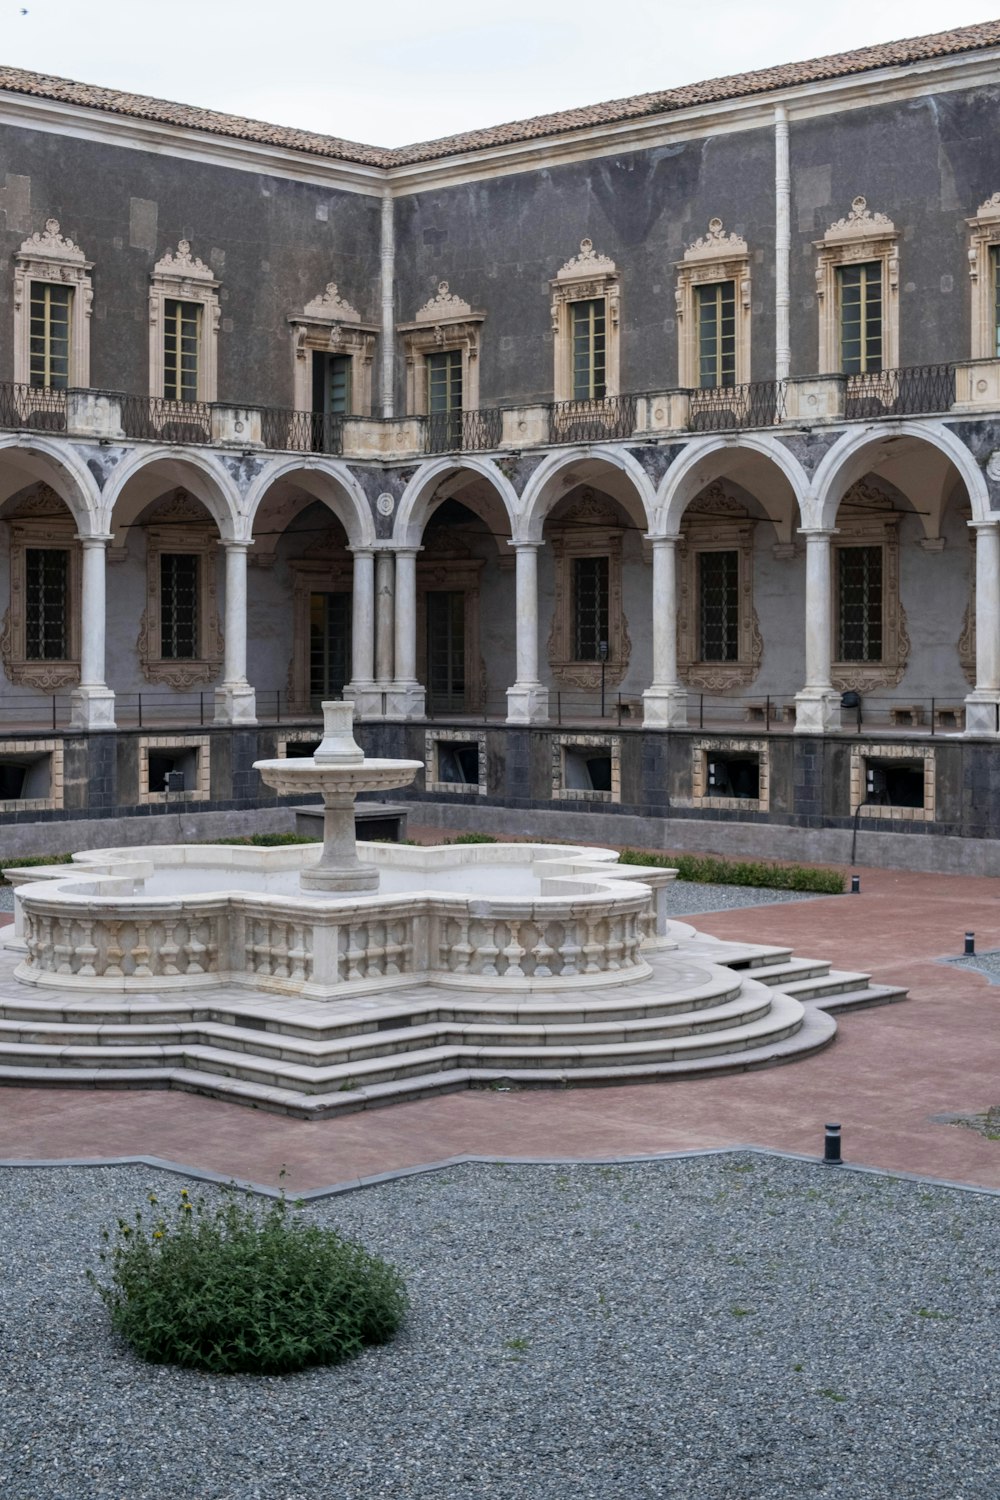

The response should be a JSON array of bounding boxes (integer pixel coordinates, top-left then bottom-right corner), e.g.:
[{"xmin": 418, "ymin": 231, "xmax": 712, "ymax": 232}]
[{"xmin": 3, "ymin": 21, "xmax": 1000, "ymax": 868}]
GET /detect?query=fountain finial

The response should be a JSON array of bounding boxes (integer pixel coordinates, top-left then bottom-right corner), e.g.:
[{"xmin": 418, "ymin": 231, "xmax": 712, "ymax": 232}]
[{"xmin": 313, "ymin": 701, "xmax": 365, "ymax": 766}]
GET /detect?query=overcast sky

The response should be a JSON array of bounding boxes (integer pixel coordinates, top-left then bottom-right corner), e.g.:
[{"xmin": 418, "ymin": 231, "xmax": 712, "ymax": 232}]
[{"xmin": 0, "ymin": 1, "xmax": 996, "ymax": 147}]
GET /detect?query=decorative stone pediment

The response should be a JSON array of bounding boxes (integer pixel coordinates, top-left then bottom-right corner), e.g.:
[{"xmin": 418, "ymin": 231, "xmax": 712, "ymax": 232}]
[
  {"xmin": 153, "ymin": 239, "xmax": 217, "ymax": 284},
  {"xmin": 398, "ymin": 282, "xmax": 485, "ymax": 413},
  {"xmin": 148, "ymin": 490, "xmax": 210, "ymax": 524},
  {"xmin": 18, "ymin": 218, "xmax": 89, "ymax": 269},
  {"xmin": 555, "ymin": 238, "xmax": 617, "ymax": 282},
  {"xmin": 822, "ymin": 197, "xmax": 896, "ymax": 245},
  {"xmin": 415, "ymin": 282, "xmax": 474, "ymax": 322},
  {"xmin": 300, "ymin": 282, "xmax": 363, "ymax": 324},
  {"xmin": 148, "ymin": 241, "xmax": 220, "ymax": 401},
  {"xmin": 681, "ymin": 218, "xmax": 748, "ymax": 264},
  {"xmin": 686, "ymin": 483, "xmax": 749, "ymax": 518},
  {"xmin": 13, "ymin": 218, "xmax": 94, "ymax": 386},
  {"xmin": 549, "ymin": 240, "xmax": 621, "ymax": 401},
  {"xmin": 4, "ymin": 482, "xmax": 67, "ymax": 519}
]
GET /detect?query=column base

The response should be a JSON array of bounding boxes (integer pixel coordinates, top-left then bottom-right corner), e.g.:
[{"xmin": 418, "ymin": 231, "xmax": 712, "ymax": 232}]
[
  {"xmin": 213, "ymin": 683, "xmax": 257, "ymax": 725},
  {"xmin": 506, "ymin": 682, "xmax": 549, "ymax": 724},
  {"xmin": 641, "ymin": 686, "xmax": 689, "ymax": 729},
  {"xmin": 381, "ymin": 682, "xmax": 426, "ymax": 721},
  {"xmin": 792, "ymin": 689, "xmax": 842, "ymax": 734},
  {"xmin": 343, "ymin": 683, "xmax": 383, "ymax": 720},
  {"xmin": 69, "ymin": 685, "xmax": 116, "ymax": 730},
  {"xmin": 963, "ymin": 692, "xmax": 1000, "ymax": 736}
]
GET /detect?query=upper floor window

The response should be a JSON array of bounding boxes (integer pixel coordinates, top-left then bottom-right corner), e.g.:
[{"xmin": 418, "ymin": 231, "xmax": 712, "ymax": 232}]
[
  {"xmin": 815, "ymin": 198, "xmax": 898, "ymax": 374},
  {"xmin": 837, "ymin": 262, "xmax": 882, "ymax": 373},
  {"xmin": 314, "ymin": 352, "xmax": 352, "ymax": 416},
  {"xmin": 149, "ymin": 241, "xmax": 220, "ymax": 403},
  {"xmin": 698, "ymin": 548, "xmax": 739, "ymax": 661},
  {"xmin": 967, "ymin": 194, "xmax": 1000, "ymax": 360},
  {"xmin": 399, "ymin": 282, "xmax": 483, "ymax": 439},
  {"xmin": 676, "ymin": 220, "xmax": 750, "ymax": 390},
  {"xmin": 571, "ymin": 298, "xmax": 607, "ymax": 400},
  {"xmin": 14, "ymin": 219, "xmax": 92, "ymax": 390},
  {"xmin": 290, "ymin": 282, "xmax": 375, "ymax": 423},
  {"xmin": 551, "ymin": 240, "xmax": 620, "ymax": 403}
]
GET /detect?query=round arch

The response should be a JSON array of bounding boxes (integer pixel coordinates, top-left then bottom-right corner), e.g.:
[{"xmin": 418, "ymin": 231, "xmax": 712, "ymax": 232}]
[
  {"xmin": 243, "ymin": 456, "xmax": 376, "ymax": 549},
  {"xmin": 809, "ymin": 421, "xmax": 991, "ymax": 530},
  {"xmin": 100, "ymin": 446, "xmax": 243, "ymax": 541},
  {"xmin": 517, "ymin": 446, "xmax": 656, "ymax": 542},
  {"xmin": 0, "ymin": 434, "xmax": 103, "ymax": 534},
  {"xmin": 394, "ymin": 456, "xmax": 519, "ymax": 548},
  {"xmin": 651, "ymin": 433, "xmax": 811, "ymax": 538}
]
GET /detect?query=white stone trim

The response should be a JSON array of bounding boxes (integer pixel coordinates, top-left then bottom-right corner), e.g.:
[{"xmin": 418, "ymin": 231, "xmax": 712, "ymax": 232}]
[
  {"xmin": 850, "ymin": 741, "xmax": 936, "ymax": 822},
  {"xmin": 137, "ymin": 501, "xmax": 224, "ymax": 688},
  {"xmin": 677, "ymin": 487, "xmax": 761, "ymax": 690},
  {"xmin": 138, "ymin": 733, "xmax": 211, "ymax": 804},
  {"xmin": 0, "ymin": 738, "xmax": 64, "ymax": 813},
  {"xmin": 289, "ymin": 282, "xmax": 377, "ymax": 416},
  {"xmin": 550, "ymin": 240, "xmax": 620, "ymax": 402},
  {"xmin": 0, "ymin": 496, "xmax": 81, "ymax": 689},
  {"xmin": 815, "ymin": 198, "xmax": 899, "ymax": 373},
  {"xmin": 423, "ymin": 728, "xmax": 487, "ymax": 795},
  {"xmin": 675, "ymin": 735, "xmax": 770, "ymax": 812},
  {"xmin": 398, "ymin": 283, "xmax": 484, "ymax": 414},
  {"xmin": 675, "ymin": 219, "xmax": 751, "ymax": 388},
  {"xmin": 148, "ymin": 240, "xmax": 220, "ymax": 401},
  {"xmin": 551, "ymin": 732, "xmax": 621, "ymax": 803},
  {"xmin": 967, "ymin": 194, "xmax": 1000, "ymax": 360},
  {"xmin": 13, "ymin": 218, "xmax": 93, "ymax": 388},
  {"xmin": 545, "ymin": 491, "xmax": 630, "ymax": 692},
  {"xmin": 276, "ymin": 732, "xmax": 322, "ymax": 758},
  {"xmin": 830, "ymin": 485, "xmax": 908, "ymax": 693}
]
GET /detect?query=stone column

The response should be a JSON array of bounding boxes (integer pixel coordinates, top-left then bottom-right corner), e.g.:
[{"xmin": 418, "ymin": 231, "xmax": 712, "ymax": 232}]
[
  {"xmin": 506, "ymin": 542, "xmax": 549, "ymax": 723},
  {"xmin": 374, "ymin": 548, "xmax": 395, "ymax": 704},
  {"xmin": 70, "ymin": 534, "xmax": 116, "ymax": 729},
  {"xmin": 343, "ymin": 547, "xmax": 382, "ymax": 719},
  {"xmin": 965, "ymin": 520, "xmax": 1000, "ymax": 735},
  {"xmin": 642, "ymin": 534, "xmax": 687, "ymax": 727},
  {"xmin": 794, "ymin": 527, "xmax": 841, "ymax": 734},
  {"xmin": 214, "ymin": 541, "xmax": 257, "ymax": 724},
  {"xmin": 388, "ymin": 546, "xmax": 425, "ymax": 719}
]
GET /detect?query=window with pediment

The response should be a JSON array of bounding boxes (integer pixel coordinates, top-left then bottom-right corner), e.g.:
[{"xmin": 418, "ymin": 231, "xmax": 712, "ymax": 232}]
[
  {"xmin": 677, "ymin": 485, "xmax": 761, "ymax": 691},
  {"xmin": 815, "ymin": 198, "xmax": 898, "ymax": 374},
  {"xmin": 550, "ymin": 241, "xmax": 620, "ymax": 403},
  {"xmin": 13, "ymin": 219, "xmax": 93, "ymax": 392},
  {"xmin": 149, "ymin": 241, "xmax": 220, "ymax": 401},
  {"xmin": 967, "ymin": 194, "xmax": 1000, "ymax": 359},
  {"xmin": 398, "ymin": 282, "xmax": 484, "ymax": 436},
  {"xmin": 675, "ymin": 219, "xmax": 750, "ymax": 389},
  {"xmin": 289, "ymin": 281, "xmax": 377, "ymax": 424}
]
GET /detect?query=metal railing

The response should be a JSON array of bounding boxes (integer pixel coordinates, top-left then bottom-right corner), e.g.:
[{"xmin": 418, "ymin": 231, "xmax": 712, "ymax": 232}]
[
  {"xmin": 259, "ymin": 408, "xmax": 344, "ymax": 455},
  {"xmin": 844, "ymin": 365, "xmax": 955, "ymax": 420},
  {"xmin": 120, "ymin": 395, "xmax": 213, "ymax": 445},
  {"xmin": 425, "ymin": 408, "xmax": 503, "ymax": 454},
  {"xmin": 548, "ymin": 394, "xmax": 638, "ymax": 444},
  {"xmin": 689, "ymin": 381, "xmax": 785, "ymax": 432},
  {"xmin": 0, "ymin": 383, "xmax": 67, "ymax": 433}
]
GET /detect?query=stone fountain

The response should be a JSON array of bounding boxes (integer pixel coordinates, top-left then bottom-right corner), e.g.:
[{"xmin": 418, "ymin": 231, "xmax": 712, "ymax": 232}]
[{"xmin": 252, "ymin": 702, "xmax": 423, "ymax": 892}]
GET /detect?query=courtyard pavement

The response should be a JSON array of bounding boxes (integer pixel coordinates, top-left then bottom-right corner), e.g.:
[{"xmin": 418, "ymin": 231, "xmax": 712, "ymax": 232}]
[{"xmin": 1, "ymin": 852, "xmax": 998, "ymax": 1193}]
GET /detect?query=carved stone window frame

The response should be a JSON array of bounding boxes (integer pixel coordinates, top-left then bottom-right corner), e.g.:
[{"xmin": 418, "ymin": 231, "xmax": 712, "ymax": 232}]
[
  {"xmin": 551, "ymin": 732, "xmax": 622, "ymax": 804},
  {"xmin": 398, "ymin": 283, "xmax": 484, "ymax": 414},
  {"xmin": 288, "ymin": 533, "xmax": 353, "ymax": 714},
  {"xmin": 138, "ymin": 734, "xmax": 211, "ymax": 805},
  {"xmin": 148, "ymin": 241, "xmax": 220, "ymax": 401},
  {"xmin": 423, "ymin": 728, "xmax": 488, "ymax": 796},
  {"xmin": 0, "ymin": 499, "xmax": 81, "ymax": 690},
  {"xmin": 550, "ymin": 240, "xmax": 621, "ymax": 403},
  {"xmin": 417, "ymin": 544, "xmax": 487, "ymax": 712},
  {"xmin": 138, "ymin": 503, "xmax": 223, "ymax": 688},
  {"xmin": 545, "ymin": 493, "xmax": 630, "ymax": 692},
  {"xmin": 0, "ymin": 738, "xmax": 64, "ymax": 813},
  {"xmin": 677, "ymin": 487, "xmax": 761, "ymax": 691},
  {"xmin": 831, "ymin": 484, "xmax": 908, "ymax": 693},
  {"xmin": 675, "ymin": 219, "xmax": 751, "ymax": 389},
  {"xmin": 815, "ymin": 198, "xmax": 899, "ymax": 373},
  {"xmin": 289, "ymin": 282, "xmax": 377, "ymax": 415},
  {"xmin": 967, "ymin": 194, "xmax": 1000, "ymax": 359},
  {"xmin": 849, "ymin": 742, "xmax": 936, "ymax": 822},
  {"xmin": 14, "ymin": 219, "xmax": 93, "ymax": 389},
  {"xmin": 677, "ymin": 736, "xmax": 771, "ymax": 813}
]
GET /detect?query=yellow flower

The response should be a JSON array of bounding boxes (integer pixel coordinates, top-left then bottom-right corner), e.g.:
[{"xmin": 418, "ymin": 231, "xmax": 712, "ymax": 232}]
[
  {"xmin": 148, "ymin": 1194, "xmax": 158, "ymax": 1206},
  {"xmin": 153, "ymin": 1230, "xmax": 163, "ymax": 1239}
]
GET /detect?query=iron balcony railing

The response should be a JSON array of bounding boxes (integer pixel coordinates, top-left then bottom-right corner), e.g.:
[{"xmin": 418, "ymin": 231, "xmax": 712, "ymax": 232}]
[
  {"xmin": 0, "ymin": 382, "xmax": 67, "ymax": 433},
  {"xmin": 689, "ymin": 381, "xmax": 786, "ymax": 432},
  {"xmin": 548, "ymin": 394, "xmax": 638, "ymax": 444},
  {"xmin": 260, "ymin": 408, "xmax": 345, "ymax": 455},
  {"xmin": 425, "ymin": 408, "xmax": 503, "ymax": 454},
  {"xmin": 120, "ymin": 395, "xmax": 213, "ymax": 445},
  {"xmin": 844, "ymin": 364, "xmax": 955, "ymax": 420}
]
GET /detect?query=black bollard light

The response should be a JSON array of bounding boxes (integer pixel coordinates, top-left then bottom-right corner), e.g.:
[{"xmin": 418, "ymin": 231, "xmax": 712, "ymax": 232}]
[
  {"xmin": 850, "ymin": 875, "xmax": 861, "ymax": 894},
  {"xmin": 965, "ymin": 932, "xmax": 976, "ymax": 956},
  {"xmin": 823, "ymin": 1123, "xmax": 842, "ymax": 1165}
]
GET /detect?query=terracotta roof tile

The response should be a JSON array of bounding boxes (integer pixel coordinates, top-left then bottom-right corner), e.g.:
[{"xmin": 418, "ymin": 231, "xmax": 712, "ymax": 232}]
[{"xmin": 1, "ymin": 20, "xmax": 999, "ymax": 170}]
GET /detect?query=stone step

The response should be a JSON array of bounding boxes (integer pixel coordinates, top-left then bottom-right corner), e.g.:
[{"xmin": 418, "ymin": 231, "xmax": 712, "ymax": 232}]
[{"xmin": 733, "ymin": 957, "xmax": 832, "ymax": 987}]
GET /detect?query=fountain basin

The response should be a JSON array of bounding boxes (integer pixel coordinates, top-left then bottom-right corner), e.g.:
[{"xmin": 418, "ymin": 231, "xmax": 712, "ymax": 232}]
[{"xmin": 12, "ymin": 841, "xmax": 677, "ymax": 999}]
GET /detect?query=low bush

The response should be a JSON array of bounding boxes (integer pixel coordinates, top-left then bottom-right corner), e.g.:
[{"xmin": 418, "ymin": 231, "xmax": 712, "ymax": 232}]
[
  {"xmin": 0, "ymin": 852, "xmax": 74, "ymax": 885},
  {"xmin": 89, "ymin": 1184, "xmax": 408, "ymax": 1375},
  {"xmin": 618, "ymin": 848, "xmax": 844, "ymax": 894},
  {"xmin": 447, "ymin": 833, "xmax": 499, "ymax": 845},
  {"xmin": 210, "ymin": 833, "xmax": 320, "ymax": 848}
]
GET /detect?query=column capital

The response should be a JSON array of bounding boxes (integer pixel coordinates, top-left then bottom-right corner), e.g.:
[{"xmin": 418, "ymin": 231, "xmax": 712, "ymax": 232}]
[
  {"xmin": 509, "ymin": 538, "xmax": 541, "ymax": 552},
  {"xmin": 644, "ymin": 532, "xmax": 681, "ymax": 547},
  {"xmin": 968, "ymin": 517, "xmax": 1000, "ymax": 532},
  {"xmin": 223, "ymin": 538, "xmax": 253, "ymax": 554},
  {"xmin": 348, "ymin": 544, "xmax": 376, "ymax": 557},
  {"xmin": 391, "ymin": 545, "xmax": 422, "ymax": 559},
  {"xmin": 797, "ymin": 526, "xmax": 839, "ymax": 540},
  {"xmin": 76, "ymin": 532, "xmax": 114, "ymax": 547}
]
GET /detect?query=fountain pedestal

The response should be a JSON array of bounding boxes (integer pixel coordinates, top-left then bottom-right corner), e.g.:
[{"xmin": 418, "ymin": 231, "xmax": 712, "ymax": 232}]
[{"xmin": 253, "ymin": 703, "xmax": 423, "ymax": 893}]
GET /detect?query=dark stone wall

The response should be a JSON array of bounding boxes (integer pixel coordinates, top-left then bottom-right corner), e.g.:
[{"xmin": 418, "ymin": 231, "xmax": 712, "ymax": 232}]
[{"xmin": 0, "ymin": 123, "xmax": 382, "ymax": 405}]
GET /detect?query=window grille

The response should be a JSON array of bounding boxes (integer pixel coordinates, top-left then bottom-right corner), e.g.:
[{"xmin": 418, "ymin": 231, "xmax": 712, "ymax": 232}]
[
  {"xmin": 572, "ymin": 555, "xmax": 609, "ymax": 660},
  {"xmin": 25, "ymin": 548, "xmax": 68, "ymax": 659},
  {"xmin": 163, "ymin": 299, "xmax": 201, "ymax": 402},
  {"xmin": 837, "ymin": 545, "xmax": 883, "ymax": 661},
  {"xmin": 698, "ymin": 549, "xmax": 739, "ymax": 661},
  {"xmin": 838, "ymin": 262, "xmax": 882, "ymax": 373},
  {"xmin": 160, "ymin": 553, "xmax": 199, "ymax": 659},
  {"xmin": 571, "ymin": 298, "xmax": 606, "ymax": 400},
  {"xmin": 309, "ymin": 591, "xmax": 351, "ymax": 707},
  {"xmin": 29, "ymin": 282, "xmax": 72, "ymax": 389},
  {"xmin": 695, "ymin": 281, "xmax": 737, "ymax": 389}
]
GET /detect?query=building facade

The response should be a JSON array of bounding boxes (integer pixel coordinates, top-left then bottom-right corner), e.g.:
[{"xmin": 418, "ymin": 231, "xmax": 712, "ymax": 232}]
[{"xmin": 4, "ymin": 22, "xmax": 1000, "ymax": 866}]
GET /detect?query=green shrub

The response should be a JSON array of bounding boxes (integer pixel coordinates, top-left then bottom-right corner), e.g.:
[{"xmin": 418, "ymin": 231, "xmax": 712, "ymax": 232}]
[
  {"xmin": 0, "ymin": 852, "xmax": 74, "ymax": 885},
  {"xmin": 88, "ymin": 1184, "xmax": 408, "ymax": 1375},
  {"xmin": 210, "ymin": 833, "xmax": 320, "ymax": 848},
  {"xmin": 447, "ymin": 833, "xmax": 499, "ymax": 845},
  {"xmin": 618, "ymin": 847, "xmax": 844, "ymax": 894}
]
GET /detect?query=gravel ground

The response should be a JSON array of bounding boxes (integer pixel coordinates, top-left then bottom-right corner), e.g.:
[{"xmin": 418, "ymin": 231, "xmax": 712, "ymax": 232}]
[
  {"xmin": 0, "ymin": 885, "xmax": 14, "ymax": 912},
  {"xmin": 0, "ymin": 1153, "xmax": 996, "ymax": 1500},
  {"xmin": 950, "ymin": 950, "xmax": 1000, "ymax": 985}
]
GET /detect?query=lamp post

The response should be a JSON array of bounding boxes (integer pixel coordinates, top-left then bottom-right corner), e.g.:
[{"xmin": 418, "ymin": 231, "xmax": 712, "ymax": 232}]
[{"xmin": 599, "ymin": 638, "xmax": 609, "ymax": 719}]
